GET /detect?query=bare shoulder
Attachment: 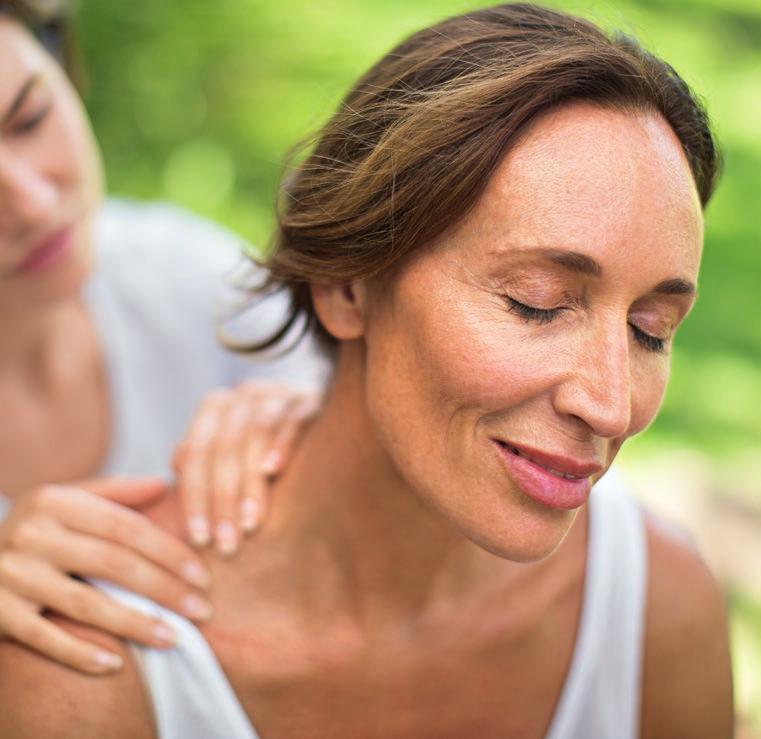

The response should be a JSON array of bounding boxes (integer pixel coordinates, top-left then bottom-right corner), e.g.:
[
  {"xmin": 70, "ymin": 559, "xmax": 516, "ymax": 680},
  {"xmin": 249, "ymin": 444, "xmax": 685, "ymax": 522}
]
[
  {"xmin": 0, "ymin": 617, "xmax": 156, "ymax": 739},
  {"xmin": 640, "ymin": 512, "xmax": 734, "ymax": 739}
]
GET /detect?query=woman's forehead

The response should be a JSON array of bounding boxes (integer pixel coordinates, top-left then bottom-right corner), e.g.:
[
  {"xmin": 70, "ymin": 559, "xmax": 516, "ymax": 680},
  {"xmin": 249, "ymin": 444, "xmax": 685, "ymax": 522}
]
[
  {"xmin": 471, "ymin": 105, "xmax": 700, "ymax": 254},
  {"xmin": 492, "ymin": 103, "xmax": 696, "ymax": 206},
  {"xmin": 0, "ymin": 18, "xmax": 48, "ymax": 100},
  {"xmin": 0, "ymin": 15, "xmax": 46, "ymax": 68},
  {"xmin": 429, "ymin": 102, "xmax": 703, "ymax": 290}
]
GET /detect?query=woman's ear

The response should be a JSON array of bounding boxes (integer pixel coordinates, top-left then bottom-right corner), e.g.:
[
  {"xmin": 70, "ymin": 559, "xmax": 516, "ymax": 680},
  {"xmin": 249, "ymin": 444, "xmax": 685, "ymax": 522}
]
[{"xmin": 311, "ymin": 282, "xmax": 367, "ymax": 340}]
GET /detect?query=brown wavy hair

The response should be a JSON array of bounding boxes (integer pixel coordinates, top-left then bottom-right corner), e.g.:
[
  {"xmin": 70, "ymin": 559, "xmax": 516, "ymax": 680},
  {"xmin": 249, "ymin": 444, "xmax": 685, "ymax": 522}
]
[
  {"xmin": 0, "ymin": 0, "xmax": 82, "ymax": 85},
  {"xmin": 247, "ymin": 2, "xmax": 720, "ymax": 353}
]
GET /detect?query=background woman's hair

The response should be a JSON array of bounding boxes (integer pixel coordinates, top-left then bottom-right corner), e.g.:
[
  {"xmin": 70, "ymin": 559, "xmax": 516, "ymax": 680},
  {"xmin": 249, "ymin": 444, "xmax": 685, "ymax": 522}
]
[
  {"xmin": 242, "ymin": 2, "xmax": 720, "ymax": 353},
  {"xmin": 0, "ymin": 0, "xmax": 82, "ymax": 86}
]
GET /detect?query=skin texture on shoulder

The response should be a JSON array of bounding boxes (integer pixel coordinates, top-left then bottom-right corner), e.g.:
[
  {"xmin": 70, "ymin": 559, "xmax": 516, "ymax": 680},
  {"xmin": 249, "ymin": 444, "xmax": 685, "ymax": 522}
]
[
  {"xmin": 640, "ymin": 513, "xmax": 734, "ymax": 739},
  {"xmin": 0, "ymin": 617, "xmax": 155, "ymax": 738}
]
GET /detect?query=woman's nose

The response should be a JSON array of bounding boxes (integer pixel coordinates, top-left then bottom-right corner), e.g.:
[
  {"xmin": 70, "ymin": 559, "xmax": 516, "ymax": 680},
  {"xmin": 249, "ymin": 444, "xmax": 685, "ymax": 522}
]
[
  {"xmin": 0, "ymin": 152, "xmax": 58, "ymax": 233},
  {"xmin": 552, "ymin": 321, "xmax": 633, "ymax": 439}
]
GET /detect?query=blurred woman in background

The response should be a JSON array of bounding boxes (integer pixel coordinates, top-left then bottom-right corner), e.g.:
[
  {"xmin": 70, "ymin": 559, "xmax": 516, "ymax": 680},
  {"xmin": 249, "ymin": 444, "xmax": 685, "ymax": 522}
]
[
  {"xmin": 0, "ymin": 3, "xmax": 733, "ymax": 738},
  {"xmin": 0, "ymin": 0, "xmax": 326, "ymax": 674}
]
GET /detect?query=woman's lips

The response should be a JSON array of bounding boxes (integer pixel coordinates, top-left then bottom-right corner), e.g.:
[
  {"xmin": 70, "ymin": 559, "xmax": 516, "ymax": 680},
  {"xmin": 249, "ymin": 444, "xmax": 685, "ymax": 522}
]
[
  {"xmin": 17, "ymin": 226, "xmax": 75, "ymax": 275},
  {"xmin": 493, "ymin": 440, "xmax": 601, "ymax": 510}
]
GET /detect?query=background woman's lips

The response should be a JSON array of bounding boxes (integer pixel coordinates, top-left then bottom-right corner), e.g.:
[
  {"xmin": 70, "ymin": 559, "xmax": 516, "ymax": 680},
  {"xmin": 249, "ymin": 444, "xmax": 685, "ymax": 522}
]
[
  {"xmin": 493, "ymin": 440, "xmax": 597, "ymax": 510},
  {"xmin": 17, "ymin": 226, "xmax": 75, "ymax": 274}
]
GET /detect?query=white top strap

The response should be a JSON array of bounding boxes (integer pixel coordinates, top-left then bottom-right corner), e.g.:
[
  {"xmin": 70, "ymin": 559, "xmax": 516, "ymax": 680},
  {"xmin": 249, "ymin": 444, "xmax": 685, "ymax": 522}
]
[
  {"xmin": 545, "ymin": 477, "xmax": 647, "ymax": 739},
  {"xmin": 94, "ymin": 581, "xmax": 258, "ymax": 739}
]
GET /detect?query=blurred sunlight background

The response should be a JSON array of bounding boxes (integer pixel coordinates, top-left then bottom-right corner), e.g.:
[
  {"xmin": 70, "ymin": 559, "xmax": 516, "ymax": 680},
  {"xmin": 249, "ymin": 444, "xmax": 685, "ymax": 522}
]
[{"xmin": 73, "ymin": 0, "xmax": 761, "ymax": 732}]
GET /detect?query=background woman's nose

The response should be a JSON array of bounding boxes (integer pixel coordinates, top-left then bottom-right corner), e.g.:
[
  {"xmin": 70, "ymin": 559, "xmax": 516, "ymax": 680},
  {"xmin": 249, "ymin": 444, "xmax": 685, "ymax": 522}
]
[{"xmin": 0, "ymin": 154, "xmax": 58, "ymax": 233}]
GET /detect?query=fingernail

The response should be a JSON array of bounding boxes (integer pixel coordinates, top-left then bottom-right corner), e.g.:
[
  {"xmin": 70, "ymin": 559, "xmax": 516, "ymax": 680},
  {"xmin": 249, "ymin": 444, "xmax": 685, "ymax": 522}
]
[
  {"xmin": 240, "ymin": 498, "xmax": 261, "ymax": 532},
  {"xmin": 153, "ymin": 622, "xmax": 177, "ymax": 647},
  {"xmin": 93, "ymin": 650, "xmax": 123, "ymax": 672},
  {"xmin": 181, "ymin": 594, "xmax": 214, "ymax": 621},
  {"xmin": 261, "ymin": 451, "xmax": 283, "ymax": 475},
  {"xmin": 188, "ymin": 516, "xmax": 210, "ymax": 547},
  {"xmin": 216, "ymin": 521, "xmax": 238, "ymax": 556},
  {"xmin": 181, "ymin": 561, "xmax": 211, "ymax": 589}
]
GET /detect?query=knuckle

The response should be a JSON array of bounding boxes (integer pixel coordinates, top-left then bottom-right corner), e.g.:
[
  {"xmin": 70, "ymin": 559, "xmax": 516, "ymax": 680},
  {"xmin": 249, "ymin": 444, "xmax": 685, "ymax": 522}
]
[
  {"xmin": 0, "ymin": 551, "xmax": 20, "ymax": 582},
  {"xmin": 248, "ymin": 397, "xmax": 287, "ymax": 427},
  {"xmin": 13, "ymin": 618, "xmax": 45, "ymax": 646},
  {"xmin": 26, "ymin": 486, "xmax": 54, "ymax": 513},
  {"xmin": 262, "ymin": 395, "xmax": 289, "ymax": 419},
  {"xmin": 96, "ymin": 516, "xmax": 121, "ymax": 542},
  {"xmin": 34, "ymin": 485, "xmax": 66, "ymax": 509},
  {"xmin": 215, "ymin": 422, "xmax": 243, "ymax": 446},
  {"xmin": 7, "ymin": 519, "xmax": 43, "ymax": 551},
  {"xmin": 216, "ymin": 481, "xmax": 240, "ymax": 504},
  {"xmin": 102, "ymin": 510, "xmax": 142, "ymax": 545},
  {"xmin": 243, "ymin": 416, "xmax": 268, "ymax": 435},
  {"xmin": 98, "ymin": 548, "xmax": 132, "ymax": 580},
  {"xmin": 124, "ymin": 614, "xmax": 153, "ymax": 642},
  {"xmin": 64, "ymin": 585, "xmax": 93, "ymax": 620},
  {"xmin": 185, "ymin": 434, "xmax": 212, "ymax": 454},
  {"xmin": 139, "ymin": 572, "xmax": 184, "ymax": 608},
  {"xmin": 215, "ymin": 454, "xmax": 238, "ymax": 480},
  {"xmin": 165, "ymin": 583, "xmax": 193, "ymax": 611},
  {"xmin": 120, "ymin": 519, "xmax": 146, "ymax": 547},
  {"xmin": 179, "ymin": 466, "xmax": 206, "ymax": 495}
]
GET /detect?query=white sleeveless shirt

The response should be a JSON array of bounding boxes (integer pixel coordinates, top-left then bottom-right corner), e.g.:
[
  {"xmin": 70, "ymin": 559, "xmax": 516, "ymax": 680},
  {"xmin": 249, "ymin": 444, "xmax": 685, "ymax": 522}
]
[{"xmin": 98, "ymin": 476, "xmax": 647, "ymax": 739}]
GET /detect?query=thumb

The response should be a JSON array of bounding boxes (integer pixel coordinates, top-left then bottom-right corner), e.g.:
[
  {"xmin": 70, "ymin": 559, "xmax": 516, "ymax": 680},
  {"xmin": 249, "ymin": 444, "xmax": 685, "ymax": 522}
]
[{"xmin": 74, "ymin": 477, "xmax": 169, "ymax": 508}]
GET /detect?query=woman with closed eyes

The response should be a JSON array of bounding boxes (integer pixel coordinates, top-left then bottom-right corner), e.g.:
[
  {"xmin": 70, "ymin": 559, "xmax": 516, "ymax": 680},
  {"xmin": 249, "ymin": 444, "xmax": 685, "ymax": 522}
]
[{"xmin": 0, "ymin": 3, "xmax": 733, "ymax": 738}]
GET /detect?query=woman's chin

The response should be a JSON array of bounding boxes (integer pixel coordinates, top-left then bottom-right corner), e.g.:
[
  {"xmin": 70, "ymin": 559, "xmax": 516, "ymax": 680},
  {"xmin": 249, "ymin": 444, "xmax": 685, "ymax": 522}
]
[
  {"xmin": 29, "ymin": 239, "xmax": 93, "ymax": 307},
  {"xmin": 459, "ymin": 503, "xmax": 579, "ymax": 564}
]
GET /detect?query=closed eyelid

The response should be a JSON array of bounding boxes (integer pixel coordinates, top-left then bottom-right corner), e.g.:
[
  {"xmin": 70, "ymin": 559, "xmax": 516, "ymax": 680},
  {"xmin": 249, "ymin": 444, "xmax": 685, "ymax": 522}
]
[
  {"xmin": 4, "ymin": 80, "xmax": 51, "ymax": 127},
  {"xmin": 490, "ymin": 273, "xmax": 581, "ymax": 303},
  {"xmin": 629, "ymin": 302, "xmax": 683, "ymax": 333},
  {"xmin": 2, "ymin": 76, "xmax": 42, "ymax": 124}
]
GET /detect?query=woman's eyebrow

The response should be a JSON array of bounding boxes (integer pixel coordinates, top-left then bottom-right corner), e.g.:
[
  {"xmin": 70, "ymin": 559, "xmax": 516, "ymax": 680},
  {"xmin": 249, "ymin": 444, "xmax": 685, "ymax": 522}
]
[
  {"xmin": 505, "ymin": 247, "xmax": 602, "ymax": 276},
  {"xmin": 539, "ymin": 249, "xmax": 602, "ymax": 276},
  {"xmin": 2, "ymin": 75, "xmax": 40, "ymax": 125},
  {"xmin": 650, "ymin": 277, "xmax": 696, "ymax": 297},
  {"xmin": 503, "ymin": 247, "xmax": 696, "ymax": 296}
]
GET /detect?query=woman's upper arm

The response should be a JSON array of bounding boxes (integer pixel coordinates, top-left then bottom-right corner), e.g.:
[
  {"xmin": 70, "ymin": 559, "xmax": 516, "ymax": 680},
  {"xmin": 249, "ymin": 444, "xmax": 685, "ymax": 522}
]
[
  {"xmin": 640, "ymin": 514, "xmax": 734, "ymax": 739},
  {"xmin": 0, "ymin": 618, "xmax": 156, "ymax": 739}
]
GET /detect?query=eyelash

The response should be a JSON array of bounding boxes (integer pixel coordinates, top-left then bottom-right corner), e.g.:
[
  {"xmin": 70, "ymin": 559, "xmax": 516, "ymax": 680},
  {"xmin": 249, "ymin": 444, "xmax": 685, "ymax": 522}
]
[
  {"xmin": 13, "ymin": 105, "xmax": 51, "ymax": 135},
  {"xmin": 505, "ymin": 297, "xmax": 561, "ymax": 325},
  {"xmin": 504, "ymin": 296, "xmax": 667, "ymax": 353}
]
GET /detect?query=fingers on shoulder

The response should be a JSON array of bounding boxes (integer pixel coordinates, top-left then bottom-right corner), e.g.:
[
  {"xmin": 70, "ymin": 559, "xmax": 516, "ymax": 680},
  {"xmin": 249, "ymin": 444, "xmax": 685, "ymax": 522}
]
[
  {"xmin": 0, "ymin": 618, "xmax": 155, "ymax": 738},
  {"xmin": 641, "ymin": 513, "xmax": 734, "ymax": 738}
]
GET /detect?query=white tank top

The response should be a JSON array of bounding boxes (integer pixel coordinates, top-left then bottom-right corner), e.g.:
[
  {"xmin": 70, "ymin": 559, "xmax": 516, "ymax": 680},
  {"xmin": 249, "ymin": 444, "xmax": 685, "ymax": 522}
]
[{"xmin": 97, "ymin": 477, "xmax": 647, "ymax": 739}]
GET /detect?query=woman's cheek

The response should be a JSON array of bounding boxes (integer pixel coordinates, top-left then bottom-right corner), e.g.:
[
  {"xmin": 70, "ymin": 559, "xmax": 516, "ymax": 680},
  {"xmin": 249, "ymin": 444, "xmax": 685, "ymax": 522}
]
[
  {"xmin": 49, "ymin": 82, "xmax": 104, "ymax": 202},
  {"xmin": 629, "ymin": 356, "xmax": 671, "ymax": 436}
]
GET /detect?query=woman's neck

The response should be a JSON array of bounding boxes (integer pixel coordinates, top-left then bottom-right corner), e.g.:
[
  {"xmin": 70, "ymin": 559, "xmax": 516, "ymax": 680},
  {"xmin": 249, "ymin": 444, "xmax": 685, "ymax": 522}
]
[
  {"xmin": 0, "ymin": 295, "xmax": 110, "ymax": 496},
  {"xmin": 0, "ymin": 296, "xmax": 86, "ymax": 379},
  {"xmin": 252, "ymin": 346, "xmax": 520, "ymax": 628}
]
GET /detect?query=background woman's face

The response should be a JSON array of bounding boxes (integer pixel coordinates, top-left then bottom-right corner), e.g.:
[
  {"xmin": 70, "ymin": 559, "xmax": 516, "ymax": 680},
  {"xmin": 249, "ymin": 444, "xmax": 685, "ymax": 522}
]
[
  {"xmin": 360, "ymin": 102, "xmax": 703, "ymax": 562},
  {"xmin": 0, "ymin": 18, "xmax": 102, "ymax": 314}
]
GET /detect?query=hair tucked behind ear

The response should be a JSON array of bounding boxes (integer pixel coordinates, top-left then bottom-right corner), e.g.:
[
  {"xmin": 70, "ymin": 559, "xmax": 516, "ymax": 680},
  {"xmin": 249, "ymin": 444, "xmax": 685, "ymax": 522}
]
[{"xmin": 236, "ymin": 2, "xmax": 719, "ymax": 355}]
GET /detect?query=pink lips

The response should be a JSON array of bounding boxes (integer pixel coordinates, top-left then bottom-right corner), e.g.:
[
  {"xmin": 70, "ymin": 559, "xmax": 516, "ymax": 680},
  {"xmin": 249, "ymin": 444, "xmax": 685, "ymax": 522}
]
[
  {"xmin": 493, "ymin": 440, "xmax": 602, "ymax": 510},
  {"xmin": 17, "ymin": 226, "xmax": 74, "ymax": 275}
]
